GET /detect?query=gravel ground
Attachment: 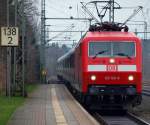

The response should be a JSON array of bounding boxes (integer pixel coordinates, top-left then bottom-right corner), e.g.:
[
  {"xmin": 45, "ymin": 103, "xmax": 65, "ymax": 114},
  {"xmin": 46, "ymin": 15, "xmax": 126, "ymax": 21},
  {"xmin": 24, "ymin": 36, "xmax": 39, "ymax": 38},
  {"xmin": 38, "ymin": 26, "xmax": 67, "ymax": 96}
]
[{"xmin": 130, "ymin": 95, "xmax": 150, "ymax": 123}]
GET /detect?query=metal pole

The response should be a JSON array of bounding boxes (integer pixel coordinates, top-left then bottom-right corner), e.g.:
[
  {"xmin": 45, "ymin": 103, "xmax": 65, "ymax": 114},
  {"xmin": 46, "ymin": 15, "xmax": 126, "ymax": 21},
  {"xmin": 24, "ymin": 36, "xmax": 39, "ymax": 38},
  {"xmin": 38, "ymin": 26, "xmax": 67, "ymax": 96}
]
[
  {"xmin": 6, "ymin": 0, "xmax": 11, "ymax": 97},
  {"xmin": 45, "ymin": 30, "xmax": 86, "ymax": 32},
  {"xmin": 45, "ymin": 17, "xmax": 93, "ymax": 20},
  {"xmin": 144, "ymin": 21, "xmax": 148, "ymax": 40},
  {"xmin": 13, "ymin": 0, "xmax": 18, "ymax": 95},
  {"xmin": 22, "ymin": 0, "xmax": 25, "ymax": 96},
  {"xmin": 112, "ymin": 0, "xmax": 114, "ymax": 22},
  {"xmin": 109, "ymin": 0, "xmax": 114, "ymax": 23},
  {"xmin": 43, "ymin": 0, "xmax": 46, "ymax": 83},
  {"xmin": 40, "ymin": 0, "xmax": 43, "ymax": 83},
  {"xmin": 41, "ymin": 0, "xmax": 46, "ymax": 83}
]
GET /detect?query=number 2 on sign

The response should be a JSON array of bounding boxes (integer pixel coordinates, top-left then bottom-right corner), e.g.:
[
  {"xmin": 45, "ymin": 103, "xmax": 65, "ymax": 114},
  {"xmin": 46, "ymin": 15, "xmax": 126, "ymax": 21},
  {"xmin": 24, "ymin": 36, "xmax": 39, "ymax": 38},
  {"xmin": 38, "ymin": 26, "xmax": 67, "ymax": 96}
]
[{"xmin": 8, "ymin": 37, "xmax": 13, "ymax": 44}]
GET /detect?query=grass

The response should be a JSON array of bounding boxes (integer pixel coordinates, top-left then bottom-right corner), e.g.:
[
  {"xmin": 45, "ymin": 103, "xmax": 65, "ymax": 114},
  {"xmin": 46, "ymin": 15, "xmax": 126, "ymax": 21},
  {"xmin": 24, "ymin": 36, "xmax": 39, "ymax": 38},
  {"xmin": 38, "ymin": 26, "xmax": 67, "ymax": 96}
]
[
  {"xmin": 0, "ymin": 96, "xmax": 24, "ymax": 125},
  {"xmin": 0, "ymin": 84, "xmax": 38, "ymax": 125}
]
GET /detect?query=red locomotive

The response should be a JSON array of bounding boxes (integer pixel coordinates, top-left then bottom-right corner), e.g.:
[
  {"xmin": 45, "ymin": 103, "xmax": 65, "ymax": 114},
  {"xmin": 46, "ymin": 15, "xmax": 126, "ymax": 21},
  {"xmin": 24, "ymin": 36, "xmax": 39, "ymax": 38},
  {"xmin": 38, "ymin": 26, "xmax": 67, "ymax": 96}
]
[{"xmin": 57, "ymin": 24, "xmax": 142, "ymax": 110}]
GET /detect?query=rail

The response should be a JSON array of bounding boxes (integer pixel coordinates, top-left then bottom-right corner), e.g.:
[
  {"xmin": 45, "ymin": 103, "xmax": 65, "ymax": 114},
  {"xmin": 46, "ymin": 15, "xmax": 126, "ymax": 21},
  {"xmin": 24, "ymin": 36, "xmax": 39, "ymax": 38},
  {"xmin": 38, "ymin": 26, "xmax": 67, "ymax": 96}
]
[
  {"xmin": 93, "ymin": 112, "xmax": 150, "ymax": 125},
  {"xmin": 142, "ymin": 89, "xmax": 150, "ymax": 96}
]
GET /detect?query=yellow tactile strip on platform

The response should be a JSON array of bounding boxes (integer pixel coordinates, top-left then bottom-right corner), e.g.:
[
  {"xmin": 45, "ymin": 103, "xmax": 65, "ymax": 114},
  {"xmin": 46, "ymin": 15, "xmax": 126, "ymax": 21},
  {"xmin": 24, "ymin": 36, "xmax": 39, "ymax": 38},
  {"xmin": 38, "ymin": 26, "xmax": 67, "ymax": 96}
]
[{"xmin": 51, "ymin": 87, "xmax": 68, "ymax": 125}]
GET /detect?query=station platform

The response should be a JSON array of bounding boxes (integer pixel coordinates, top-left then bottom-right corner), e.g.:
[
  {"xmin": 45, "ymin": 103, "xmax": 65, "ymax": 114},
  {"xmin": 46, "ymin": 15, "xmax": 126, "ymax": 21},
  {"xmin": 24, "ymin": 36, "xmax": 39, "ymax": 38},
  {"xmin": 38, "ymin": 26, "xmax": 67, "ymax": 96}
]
[{"xmin": 7, "ymin": 84, "xmax": 99, "ymax": 125}]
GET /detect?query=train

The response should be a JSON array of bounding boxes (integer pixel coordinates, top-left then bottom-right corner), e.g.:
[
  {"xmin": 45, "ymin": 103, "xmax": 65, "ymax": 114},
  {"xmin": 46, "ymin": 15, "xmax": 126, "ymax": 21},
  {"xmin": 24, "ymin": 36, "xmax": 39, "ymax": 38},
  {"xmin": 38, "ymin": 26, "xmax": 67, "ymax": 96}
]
[{"xmin": 57, "ymin": 23, "xmax": 142, "ymax": 110}]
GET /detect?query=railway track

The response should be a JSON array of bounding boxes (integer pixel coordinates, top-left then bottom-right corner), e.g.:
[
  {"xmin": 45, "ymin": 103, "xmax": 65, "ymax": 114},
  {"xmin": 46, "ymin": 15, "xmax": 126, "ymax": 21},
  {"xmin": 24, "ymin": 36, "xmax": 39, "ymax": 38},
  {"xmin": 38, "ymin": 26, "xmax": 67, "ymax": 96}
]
[
  {"xmin": 142, "ymin": 82, "xmax": 150, "ymax": 96},
  {"xmin": 93, "ymin": 112, "xmax": 150, "ymax": 125},
  {"xmin": 142, "ymin": 89, "xmax": 150, "ymax": 96}
]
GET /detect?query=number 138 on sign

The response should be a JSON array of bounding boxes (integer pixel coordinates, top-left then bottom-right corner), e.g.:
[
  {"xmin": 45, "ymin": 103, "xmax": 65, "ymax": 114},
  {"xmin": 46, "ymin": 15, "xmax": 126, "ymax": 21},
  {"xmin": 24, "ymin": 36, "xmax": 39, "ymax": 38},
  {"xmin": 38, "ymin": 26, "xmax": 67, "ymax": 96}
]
[{"xmin": 1, "ymin": 27, "xmax": 19, "ymax": 46}]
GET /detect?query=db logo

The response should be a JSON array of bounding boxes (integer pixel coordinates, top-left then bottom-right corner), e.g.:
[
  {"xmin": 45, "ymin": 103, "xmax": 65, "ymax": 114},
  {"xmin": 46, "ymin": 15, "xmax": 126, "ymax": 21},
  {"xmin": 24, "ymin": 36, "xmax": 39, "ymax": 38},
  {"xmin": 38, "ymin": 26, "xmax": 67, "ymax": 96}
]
[{"xmin": 107, "ymin": 65, "xmax": 117, "ymax": 71}]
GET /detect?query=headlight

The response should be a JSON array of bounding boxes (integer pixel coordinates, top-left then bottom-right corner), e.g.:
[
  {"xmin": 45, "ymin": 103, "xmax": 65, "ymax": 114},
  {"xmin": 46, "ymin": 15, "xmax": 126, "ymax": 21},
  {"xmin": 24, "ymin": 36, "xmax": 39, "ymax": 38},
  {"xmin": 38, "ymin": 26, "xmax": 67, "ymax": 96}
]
[
  {"xmin": 91, "ymin": 75, "xmax": 96, "ymax": 81},
  {"xmin": 128, "ymin": 75, "xmax": 134, "ymax": 81},
  {"xmin": 109, "ymin": 58, "xmax": 115, "ymax": 64}
]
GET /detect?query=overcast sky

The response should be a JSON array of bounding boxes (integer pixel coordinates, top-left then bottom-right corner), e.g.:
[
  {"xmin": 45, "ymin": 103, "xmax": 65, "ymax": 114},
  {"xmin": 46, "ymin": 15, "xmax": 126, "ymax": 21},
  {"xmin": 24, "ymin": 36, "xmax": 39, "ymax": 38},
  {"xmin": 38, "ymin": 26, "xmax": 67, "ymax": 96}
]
[{"xmin": 44, "ymin": 0, "xmax": 150, "ymax": 45}]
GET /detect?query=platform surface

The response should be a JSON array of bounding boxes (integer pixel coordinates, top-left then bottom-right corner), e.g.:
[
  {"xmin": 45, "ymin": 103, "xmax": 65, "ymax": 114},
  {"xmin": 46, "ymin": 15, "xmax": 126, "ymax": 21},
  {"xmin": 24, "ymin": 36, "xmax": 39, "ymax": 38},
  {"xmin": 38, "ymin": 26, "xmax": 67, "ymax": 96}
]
[{"xmin": 7, "ymin": 84, "xmax": 99, "ymax": 125}]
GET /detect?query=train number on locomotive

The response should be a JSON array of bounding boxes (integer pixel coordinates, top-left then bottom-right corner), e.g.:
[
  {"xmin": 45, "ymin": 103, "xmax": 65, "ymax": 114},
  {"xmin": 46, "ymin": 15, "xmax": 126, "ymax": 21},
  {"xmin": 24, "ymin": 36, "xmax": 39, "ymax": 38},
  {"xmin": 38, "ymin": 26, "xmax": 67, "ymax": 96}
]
[{"xmin": 106, "ymin": 65, "xmax": 117, "ymax": 71}]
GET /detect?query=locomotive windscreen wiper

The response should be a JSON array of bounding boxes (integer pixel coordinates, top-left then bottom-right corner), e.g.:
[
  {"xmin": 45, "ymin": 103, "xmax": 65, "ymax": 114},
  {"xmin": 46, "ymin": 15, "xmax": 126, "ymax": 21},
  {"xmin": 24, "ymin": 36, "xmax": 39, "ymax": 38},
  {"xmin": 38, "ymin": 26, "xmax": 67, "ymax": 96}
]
[
  {"xmin": 115, "ymin": 53, "xmax": 132, "ymax": 59},
  {"xmin": 92, "ymin": 50, "xmax": 108, "ymax": 59}
]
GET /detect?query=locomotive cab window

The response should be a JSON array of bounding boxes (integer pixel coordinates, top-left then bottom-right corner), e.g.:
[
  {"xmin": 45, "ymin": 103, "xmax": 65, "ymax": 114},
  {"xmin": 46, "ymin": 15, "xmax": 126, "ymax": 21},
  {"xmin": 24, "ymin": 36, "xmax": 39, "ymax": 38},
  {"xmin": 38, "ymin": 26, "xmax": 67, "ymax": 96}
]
[{"xmin": 89, "ymin": 41, "xmax": 136, "ymax": 57}]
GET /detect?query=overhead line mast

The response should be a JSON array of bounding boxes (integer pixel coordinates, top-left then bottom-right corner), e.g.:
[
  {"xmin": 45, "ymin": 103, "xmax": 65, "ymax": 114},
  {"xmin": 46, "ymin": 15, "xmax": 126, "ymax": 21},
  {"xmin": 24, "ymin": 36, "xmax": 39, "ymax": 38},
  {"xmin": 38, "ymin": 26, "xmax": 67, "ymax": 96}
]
[
  {"xmin": 109, "ymin": 0, "xmax": 115, "ymax": 23},
  {"xmin": 41, "ymin": 0, "xmax": 46, "ymax": 83}
]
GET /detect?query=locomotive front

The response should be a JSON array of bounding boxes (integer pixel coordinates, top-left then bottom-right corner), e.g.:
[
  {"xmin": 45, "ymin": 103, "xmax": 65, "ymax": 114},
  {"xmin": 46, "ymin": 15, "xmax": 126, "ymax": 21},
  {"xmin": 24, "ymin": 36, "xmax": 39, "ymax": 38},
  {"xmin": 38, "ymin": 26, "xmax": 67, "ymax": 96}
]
[{"xmin": 82, "ymin": 32, "xmax": 142, "ymax": 109}]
